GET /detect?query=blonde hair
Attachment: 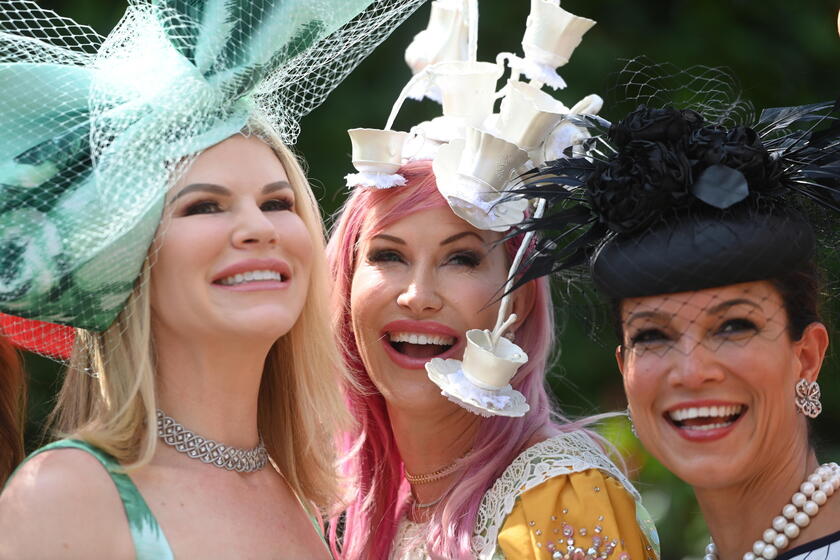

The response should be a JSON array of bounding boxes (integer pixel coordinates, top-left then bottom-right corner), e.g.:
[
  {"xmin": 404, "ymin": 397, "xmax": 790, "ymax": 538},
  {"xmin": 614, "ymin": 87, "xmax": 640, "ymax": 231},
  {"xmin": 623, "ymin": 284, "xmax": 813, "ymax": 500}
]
[{"xmin": 50, "ymin": 119, "xmax": 350, "ymax": 509}]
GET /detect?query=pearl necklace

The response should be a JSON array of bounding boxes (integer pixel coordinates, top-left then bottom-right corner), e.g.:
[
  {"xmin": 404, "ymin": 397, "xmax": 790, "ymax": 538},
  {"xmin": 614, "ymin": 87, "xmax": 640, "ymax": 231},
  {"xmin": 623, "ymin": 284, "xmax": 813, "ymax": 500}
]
[{"xmin": 705, "ymin": 462, "xmax": 840, "ymax": 560}]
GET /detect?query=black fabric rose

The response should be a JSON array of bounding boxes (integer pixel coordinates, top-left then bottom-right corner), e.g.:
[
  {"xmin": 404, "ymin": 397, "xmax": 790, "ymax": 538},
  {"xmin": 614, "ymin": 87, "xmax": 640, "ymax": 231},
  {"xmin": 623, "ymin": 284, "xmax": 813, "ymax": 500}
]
[
  {"xmin": 687, "ymin": 124, "xmax": 781, "ymax": 192},
  {"xmin": 687, "ymin": 125, "xmax": 728, "ymax": 166},
  {"xmin": 587, "ymin": 140, "xmax": 693, "ymax": 233},
  {"xmin": 609, "ymin": 105, "xmax": 704, "ymax": 148},
  {"xmin": 722, "ymin": 126, "xmax": 781, "ymax": 189}
]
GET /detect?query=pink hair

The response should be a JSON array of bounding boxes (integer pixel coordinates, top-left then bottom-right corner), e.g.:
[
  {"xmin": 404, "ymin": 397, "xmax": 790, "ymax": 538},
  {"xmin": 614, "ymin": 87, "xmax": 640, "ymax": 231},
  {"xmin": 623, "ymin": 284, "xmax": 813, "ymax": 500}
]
[{"xmin": 327, "ymin": 160, "xmax": 590, "ymax": 559}]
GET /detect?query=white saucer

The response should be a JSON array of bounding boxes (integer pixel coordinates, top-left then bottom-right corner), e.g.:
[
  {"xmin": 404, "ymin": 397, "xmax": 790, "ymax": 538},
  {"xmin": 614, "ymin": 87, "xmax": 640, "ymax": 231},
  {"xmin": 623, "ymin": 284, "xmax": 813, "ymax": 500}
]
[{"xmin": 426, "ymin": 358, "xmax": 530, "ymax": 418}]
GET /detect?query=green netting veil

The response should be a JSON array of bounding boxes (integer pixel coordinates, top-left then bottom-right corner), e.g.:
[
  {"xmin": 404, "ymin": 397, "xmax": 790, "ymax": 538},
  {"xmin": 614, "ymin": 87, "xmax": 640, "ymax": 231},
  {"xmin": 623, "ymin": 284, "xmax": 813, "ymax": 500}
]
[{"xmin": 0, "ymin": 0, "xmax": 425, "ymax": 345}]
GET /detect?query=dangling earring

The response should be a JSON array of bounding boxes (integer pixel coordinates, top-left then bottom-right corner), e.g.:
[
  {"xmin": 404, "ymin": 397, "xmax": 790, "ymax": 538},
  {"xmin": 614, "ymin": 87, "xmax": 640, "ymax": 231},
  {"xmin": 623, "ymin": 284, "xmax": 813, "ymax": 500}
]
[
  {"xmin": 795, "ymin": 378, "xmax": 822, "ymax": 418},
  {"xmin": 626, "ymin": 406, "xmax": 638, "ymax": 438}
]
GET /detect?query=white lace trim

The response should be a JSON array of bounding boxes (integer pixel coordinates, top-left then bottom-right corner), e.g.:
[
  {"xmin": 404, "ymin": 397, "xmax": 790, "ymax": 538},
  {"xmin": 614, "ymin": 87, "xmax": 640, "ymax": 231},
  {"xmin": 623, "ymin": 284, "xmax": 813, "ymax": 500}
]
[
  {"xmin": 390, "ymin": 518, "xmax": 431, "ymax": 560},
  {"xmin": 471, "ymin": 431, "xmax": 640, "ymax": 559},
  {"xmin": 345, "ymin": 171, "xmax": 407, "ymax": 189},
  {"xmin": 502, "ymin": 53, "xmax": 568, "ymax": 90}
]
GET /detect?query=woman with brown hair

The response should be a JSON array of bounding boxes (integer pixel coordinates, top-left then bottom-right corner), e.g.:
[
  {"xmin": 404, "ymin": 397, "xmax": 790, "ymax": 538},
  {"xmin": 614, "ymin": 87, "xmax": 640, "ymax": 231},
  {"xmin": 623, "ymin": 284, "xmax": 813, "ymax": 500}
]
[
  {"xmin": 516, "ymin": 69, "xmax": 840, "ymax": 558},
  {"xmin": 0, "ymin": 336, "xmax": 23, "ymax": 487}
]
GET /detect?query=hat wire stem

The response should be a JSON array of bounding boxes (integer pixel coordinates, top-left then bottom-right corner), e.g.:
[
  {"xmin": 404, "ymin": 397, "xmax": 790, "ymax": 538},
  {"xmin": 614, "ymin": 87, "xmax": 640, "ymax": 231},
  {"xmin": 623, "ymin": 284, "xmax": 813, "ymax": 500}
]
[{"xmin": 492, "ymin": 197, "xmax": 546, "ymax": 340}]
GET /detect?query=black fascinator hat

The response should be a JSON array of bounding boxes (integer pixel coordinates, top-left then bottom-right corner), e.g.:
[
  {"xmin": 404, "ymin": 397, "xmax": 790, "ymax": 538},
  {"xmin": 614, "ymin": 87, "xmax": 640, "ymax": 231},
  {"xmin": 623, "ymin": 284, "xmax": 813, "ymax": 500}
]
[{"xmin": 514, "ymin": 64, "xmax": 840, "ymax": 300}]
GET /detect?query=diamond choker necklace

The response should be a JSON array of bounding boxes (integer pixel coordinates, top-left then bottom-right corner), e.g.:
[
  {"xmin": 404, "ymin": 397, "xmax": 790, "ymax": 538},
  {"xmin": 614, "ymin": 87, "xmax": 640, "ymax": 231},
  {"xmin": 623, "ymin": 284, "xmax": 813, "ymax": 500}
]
[{"xmin": 156, "ymin": 409, "xmax": 269, "ymax": 473}]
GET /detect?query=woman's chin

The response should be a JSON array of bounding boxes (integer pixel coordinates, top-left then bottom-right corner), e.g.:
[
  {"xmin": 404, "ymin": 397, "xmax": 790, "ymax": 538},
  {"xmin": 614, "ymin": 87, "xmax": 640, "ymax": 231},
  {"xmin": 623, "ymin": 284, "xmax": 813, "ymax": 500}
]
[
  {"xmin": 215, "ymin": 311, "xmax": 298, "ymax": 342},
  {"xmin": 380, "ymin": 379, "xmax": 462, "ymax": 415},
  {"xmin": 640, "ymin": 423, "xmax": 756, "ymax": 489},
  {"xmin": 650, "ymin": 440, "xmax": 755, "ymax": 490}
]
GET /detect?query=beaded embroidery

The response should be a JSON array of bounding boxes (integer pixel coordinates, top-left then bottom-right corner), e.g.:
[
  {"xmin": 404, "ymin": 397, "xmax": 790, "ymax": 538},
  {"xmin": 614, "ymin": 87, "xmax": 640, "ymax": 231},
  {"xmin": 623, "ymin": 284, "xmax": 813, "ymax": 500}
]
[
  {"xmin": 471, "ymin": 432, "xmax": 641, "ymax": 559},
  {"xmin": 525, "ymin": 513, "xmax": 637, "ymax": 560},
  {"xmin": 390, "ymin": 432, "xmax": 657, "ymax": 560}
]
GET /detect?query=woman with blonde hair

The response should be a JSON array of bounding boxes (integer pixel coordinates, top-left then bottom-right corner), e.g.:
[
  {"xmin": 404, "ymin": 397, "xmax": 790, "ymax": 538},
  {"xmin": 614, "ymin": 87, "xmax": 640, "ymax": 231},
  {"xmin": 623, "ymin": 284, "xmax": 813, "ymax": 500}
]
[{"xmin": 0, "ymin": 0, "xmax": 423, "ymax": 557}]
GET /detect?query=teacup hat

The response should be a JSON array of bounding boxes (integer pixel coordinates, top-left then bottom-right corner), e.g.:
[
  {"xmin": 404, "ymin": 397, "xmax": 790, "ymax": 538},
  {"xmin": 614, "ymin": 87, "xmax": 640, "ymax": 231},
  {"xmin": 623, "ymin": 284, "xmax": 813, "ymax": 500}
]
[
  {"xmin": 513, "ymin": 60, "xmax": 840, "ymax": 355},
  {"xmin": 0, "ymin": 0, "xmax": 426, "ymax": 357},
  {"xmin": 345, "ymin": 0, "xmax": 601, "ymax": 417}
]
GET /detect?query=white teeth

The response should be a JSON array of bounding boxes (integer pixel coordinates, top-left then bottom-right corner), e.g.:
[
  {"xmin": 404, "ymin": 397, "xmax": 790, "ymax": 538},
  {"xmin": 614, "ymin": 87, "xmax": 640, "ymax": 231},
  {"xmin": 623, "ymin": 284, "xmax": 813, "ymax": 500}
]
[
  {"xmin": 389, "ymin": 332, "xmax": 455, "ymax": 346},
  {"xmin": 668, "ymin": 404, "xmax": 744, "ymax": 422},
  {"xmin": 683, "ymin": 421, "xmax": 736, "ymax": 431},
  {"xmin": 218, "ymin": 270, "xmax": 284, "ymax": 286}
]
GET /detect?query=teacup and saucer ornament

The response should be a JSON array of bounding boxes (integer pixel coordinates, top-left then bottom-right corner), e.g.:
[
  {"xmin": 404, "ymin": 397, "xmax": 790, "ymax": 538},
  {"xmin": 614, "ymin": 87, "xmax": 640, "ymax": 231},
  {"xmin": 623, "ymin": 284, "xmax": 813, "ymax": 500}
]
[
  {"xmin": 404, "ymin": 0, "xmax": 475, "ymax": 102},
  {"xmin": 432, "ymin": 127, "xmax": 530, "ymax": 231},
  {"xmin": 344, "ymin": 0, "xmax": 600, "ymax": 417},
  {"xmin": 499, "ymin": 0, "xmax": 595, "ymax": 90},
  {"xmin": 426, "ymin": 321, "xmax": 530, "ymax": 417},
  {"xmin": 345, "ymin": 128, "xmax": 411, "ymax": 188}
]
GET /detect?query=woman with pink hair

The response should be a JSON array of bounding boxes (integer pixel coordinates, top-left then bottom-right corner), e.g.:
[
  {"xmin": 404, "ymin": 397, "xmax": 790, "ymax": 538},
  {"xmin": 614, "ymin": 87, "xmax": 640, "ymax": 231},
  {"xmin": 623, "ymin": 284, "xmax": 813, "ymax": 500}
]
[{"xmin": 328, "ymin": 161, "xmax": 659, "ymax": 559}]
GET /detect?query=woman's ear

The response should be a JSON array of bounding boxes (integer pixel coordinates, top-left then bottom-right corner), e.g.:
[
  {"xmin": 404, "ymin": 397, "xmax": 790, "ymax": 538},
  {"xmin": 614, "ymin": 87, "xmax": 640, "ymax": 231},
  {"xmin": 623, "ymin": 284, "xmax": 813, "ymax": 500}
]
[
  {"xmin": 615, "ymin": 345, "xmax": 626, "ymax": 377},
  {"xmin": 509, "ymin": 279, "xmax": 537, "ymax": 335},
  {"xmin": 794, "ymin": 322, "xmax": 829, "ymax": 384}
]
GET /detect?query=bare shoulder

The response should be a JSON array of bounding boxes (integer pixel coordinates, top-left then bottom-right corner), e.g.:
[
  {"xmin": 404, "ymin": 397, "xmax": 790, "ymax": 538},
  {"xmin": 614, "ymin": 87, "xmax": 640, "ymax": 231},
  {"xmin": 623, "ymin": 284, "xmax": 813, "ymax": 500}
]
[{"xmin": 0, "ymin": 448, "xmax": 133, "ymax": 559}]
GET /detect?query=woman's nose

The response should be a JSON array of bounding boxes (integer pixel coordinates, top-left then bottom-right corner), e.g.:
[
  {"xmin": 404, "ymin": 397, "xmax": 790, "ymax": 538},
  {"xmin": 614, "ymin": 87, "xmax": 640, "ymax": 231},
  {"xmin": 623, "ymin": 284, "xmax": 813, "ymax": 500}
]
[
  {"xmin": 666, "ymin": 339, "xmax": 726, "ymax": 388},
  {"xmin": 396, "ymin": 267, "xmax": 443, "ymax": 316},
  {"xmin": 231, "ymin": 201, "xmax": 279, "ymax": 248}
]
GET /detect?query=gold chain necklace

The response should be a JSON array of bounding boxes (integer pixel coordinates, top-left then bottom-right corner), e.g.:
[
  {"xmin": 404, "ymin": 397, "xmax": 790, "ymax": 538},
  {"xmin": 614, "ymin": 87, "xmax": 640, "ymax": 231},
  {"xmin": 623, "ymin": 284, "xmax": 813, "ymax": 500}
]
[{"xmin": 405, "ymin": 459, "xmax": 463, "ymax": 485}]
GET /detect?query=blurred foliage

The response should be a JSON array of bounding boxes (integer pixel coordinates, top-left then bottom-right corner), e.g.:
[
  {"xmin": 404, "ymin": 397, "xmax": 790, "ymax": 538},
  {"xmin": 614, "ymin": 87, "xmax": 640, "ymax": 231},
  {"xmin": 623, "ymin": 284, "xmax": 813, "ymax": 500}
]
[{"xmin": 25, "ymin": 1, "xmax": 840, "ymax": 558}]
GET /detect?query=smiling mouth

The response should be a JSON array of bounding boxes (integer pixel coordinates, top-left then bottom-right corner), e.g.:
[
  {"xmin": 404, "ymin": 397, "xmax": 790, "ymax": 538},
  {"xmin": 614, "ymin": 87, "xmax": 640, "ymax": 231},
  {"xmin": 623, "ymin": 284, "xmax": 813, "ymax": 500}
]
[
  {"xmin": 666, "ymin": 404, "xmax": 747, "ymax": 431},
  {"xmin": 215, "ymin": 270, "xmax": 287, "ymax": 286},
  {"xmin": 387, "ymin": 332, "xmax": 455, "ymax": 360}
]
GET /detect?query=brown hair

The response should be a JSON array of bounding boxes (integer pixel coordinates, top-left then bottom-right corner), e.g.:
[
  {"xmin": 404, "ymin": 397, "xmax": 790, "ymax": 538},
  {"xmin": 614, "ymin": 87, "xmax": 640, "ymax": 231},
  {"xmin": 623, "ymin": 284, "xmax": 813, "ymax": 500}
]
[{"xmin": 0, "ymin": 337, "xmax": 25, "ymax": 487}]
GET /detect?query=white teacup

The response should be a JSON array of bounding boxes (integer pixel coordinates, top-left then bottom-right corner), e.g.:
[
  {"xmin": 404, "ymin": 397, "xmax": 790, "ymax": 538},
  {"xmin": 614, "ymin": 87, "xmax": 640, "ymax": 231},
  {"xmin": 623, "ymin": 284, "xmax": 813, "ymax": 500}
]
[
  {"xmin": 428, "ymin": 61, "xmax": 502, "ymax": 127},
  {"xmin": 348, "ymin": 128, "xmax": 409, "ymax": 174},
  {"xmin": 433, "ymin": 137, "xmax": 530, "ymax": 232},
  {"xmin": 496, "ymin": 80, "xmax": 569, "ymax": 149},
  {"xmin": 405, "ymin": 0, "xmax": 469, "ymax": 75},
  {"xmin": 522, "ymin": 0, "xmax": 595, "ymax": 68},
  {"xmin": 456, "ymin": 127, "xmax": 528, "ymax": 191},
  {"xmin": 461, "ymin": 329, "xmax": 528, "ymax": 390}
]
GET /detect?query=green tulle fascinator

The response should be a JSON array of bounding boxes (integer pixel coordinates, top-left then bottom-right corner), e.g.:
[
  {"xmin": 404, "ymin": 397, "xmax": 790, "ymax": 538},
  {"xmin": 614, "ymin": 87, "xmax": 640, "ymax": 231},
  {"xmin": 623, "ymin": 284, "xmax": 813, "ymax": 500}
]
[{"xmin": 0, "ymin": 0, "xmax": 424, "ymax": 338}]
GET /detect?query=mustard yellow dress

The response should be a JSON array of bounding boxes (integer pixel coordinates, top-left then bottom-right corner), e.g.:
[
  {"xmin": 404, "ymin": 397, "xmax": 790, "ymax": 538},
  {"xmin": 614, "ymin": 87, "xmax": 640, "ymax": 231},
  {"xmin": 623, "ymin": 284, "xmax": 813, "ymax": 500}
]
[{"xmin": 391, "ymin": 432, "xmax": 660, "ymax": 560}]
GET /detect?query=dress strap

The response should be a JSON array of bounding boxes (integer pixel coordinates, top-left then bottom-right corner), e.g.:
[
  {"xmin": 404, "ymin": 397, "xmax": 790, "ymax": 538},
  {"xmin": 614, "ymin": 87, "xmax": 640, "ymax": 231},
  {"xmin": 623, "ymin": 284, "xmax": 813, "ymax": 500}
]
[
  {"xmin": 268, "ymin": 456, "xmax": 331, "ymax": 556},
  {"xmin": 20, "ymin": 439, "xmax": 174, "ymax": 560}
]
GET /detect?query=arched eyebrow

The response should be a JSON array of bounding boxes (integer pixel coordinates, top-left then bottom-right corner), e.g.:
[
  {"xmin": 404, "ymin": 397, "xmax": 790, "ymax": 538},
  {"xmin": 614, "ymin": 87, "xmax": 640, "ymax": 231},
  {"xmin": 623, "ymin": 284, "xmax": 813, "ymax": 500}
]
[
  {"xmin": 262, "ymin": 181, "xmax": 291, "ymax": 194},
  {"xmin": 625, "ymin": 310, "xmax": 671, "ymax": 327},
  {"xmin": 370, "ymin": 231, "xmax": 485, "ymax": 245},
  {"xmin": 171, "ymin": 183, "xmax": 230, "ymax": 202},
  {"xmin": 625, "ymin": 297, "xmax": 763, "ymax": 326},
  {"xmin": 705, "ymin": 298, "xmax": 762, "ymax": 315},
  {"xmin": 440, "ymin": 231, "xmax": 484, "ymax": 245},
  {"xmin": 170, "ymin": 180, "xmax": 290, "ymax": 203},
  {"xmin": 370, "ymin": 233, "xmax": 405, "ymax": 245}
]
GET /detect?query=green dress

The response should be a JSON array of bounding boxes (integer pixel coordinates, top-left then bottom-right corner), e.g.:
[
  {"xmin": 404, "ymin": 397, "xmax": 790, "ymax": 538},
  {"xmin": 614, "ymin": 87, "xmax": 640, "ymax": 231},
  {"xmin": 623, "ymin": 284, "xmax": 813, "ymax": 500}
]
[
  {"xmin": 11, "ymin": 439, "xmax": 332, "ymax": 559},
  {"xmin": 14, "ymin": 439, "xmax": 174, "ymax": 559}
]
